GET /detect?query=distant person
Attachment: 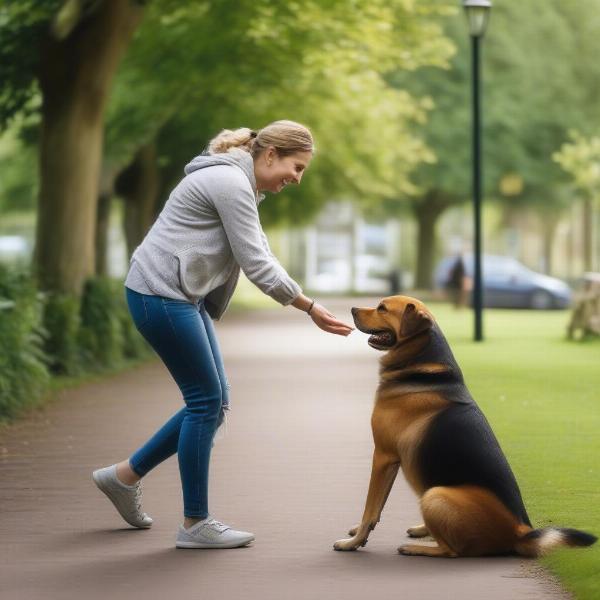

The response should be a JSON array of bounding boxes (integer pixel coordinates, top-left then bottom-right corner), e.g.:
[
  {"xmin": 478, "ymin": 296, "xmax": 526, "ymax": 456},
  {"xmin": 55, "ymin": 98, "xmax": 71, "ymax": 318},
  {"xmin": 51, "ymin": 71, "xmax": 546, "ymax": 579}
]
[
  {"xmin": 446, "ymin": 255, "xmax": 469, "ymax": 308},
  {"xmin": 388, "ymin": 269, "xmax": 402, "ymax": 295},
  {"xmin": 92, "ymin": 121, "xmax": 354, "ymax": 549}
]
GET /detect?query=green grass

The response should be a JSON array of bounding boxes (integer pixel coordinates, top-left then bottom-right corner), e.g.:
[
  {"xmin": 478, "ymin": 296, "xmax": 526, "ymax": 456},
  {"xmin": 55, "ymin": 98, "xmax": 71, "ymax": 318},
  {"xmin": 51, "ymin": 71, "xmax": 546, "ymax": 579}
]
[{"xmin": 430, "ymin": 304, "xmax": 600, "ymax": 599}]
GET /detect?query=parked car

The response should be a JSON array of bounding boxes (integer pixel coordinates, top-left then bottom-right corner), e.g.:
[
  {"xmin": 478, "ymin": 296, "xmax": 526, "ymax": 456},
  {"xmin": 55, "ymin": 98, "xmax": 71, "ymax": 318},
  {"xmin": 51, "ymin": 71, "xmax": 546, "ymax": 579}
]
[{"xmin": 434, "ymin": 254, "xmax": 572, "ymax": 309}]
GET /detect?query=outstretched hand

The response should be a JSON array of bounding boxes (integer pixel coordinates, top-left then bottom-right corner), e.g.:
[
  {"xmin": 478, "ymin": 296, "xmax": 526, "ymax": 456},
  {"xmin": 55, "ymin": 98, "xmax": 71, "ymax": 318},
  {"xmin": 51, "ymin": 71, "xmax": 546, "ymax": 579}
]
[{"xmin": 309, "ymin": 303, "xmax": 354, "ymax": 336}]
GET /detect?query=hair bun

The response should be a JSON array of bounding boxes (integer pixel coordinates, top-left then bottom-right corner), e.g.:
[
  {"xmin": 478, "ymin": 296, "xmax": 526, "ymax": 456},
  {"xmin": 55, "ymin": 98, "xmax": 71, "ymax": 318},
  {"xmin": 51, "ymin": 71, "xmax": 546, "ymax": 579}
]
[
  {"xmin": 207, "ymin": 127, "xmax": 256, "ymax": 154},
  {"xmin": 207, "ymin": 121, "xmax": 313, "ymax": 157}
]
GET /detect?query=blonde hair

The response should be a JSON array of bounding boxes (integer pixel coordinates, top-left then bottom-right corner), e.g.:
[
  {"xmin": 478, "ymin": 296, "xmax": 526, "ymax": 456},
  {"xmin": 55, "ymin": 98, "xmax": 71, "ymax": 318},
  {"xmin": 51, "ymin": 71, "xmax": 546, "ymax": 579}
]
[{"xmin": 207, "ymin": 120, "xmax": 314, "ymax": 158}]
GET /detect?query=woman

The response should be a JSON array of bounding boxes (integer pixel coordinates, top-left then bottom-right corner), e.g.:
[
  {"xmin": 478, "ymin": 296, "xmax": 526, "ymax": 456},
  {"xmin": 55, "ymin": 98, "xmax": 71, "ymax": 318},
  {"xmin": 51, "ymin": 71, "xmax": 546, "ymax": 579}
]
[{"xmin": 92, "ymin": 120, "xmax": 354, "ymax": 549}]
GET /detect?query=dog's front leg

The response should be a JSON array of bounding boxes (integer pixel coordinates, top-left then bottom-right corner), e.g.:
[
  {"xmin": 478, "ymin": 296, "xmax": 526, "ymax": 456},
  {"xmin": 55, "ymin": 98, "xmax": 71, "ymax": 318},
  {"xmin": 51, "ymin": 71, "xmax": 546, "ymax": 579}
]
[{"xmin": 334, "ymin": 451, "xmax": 399, "ymax": 551}]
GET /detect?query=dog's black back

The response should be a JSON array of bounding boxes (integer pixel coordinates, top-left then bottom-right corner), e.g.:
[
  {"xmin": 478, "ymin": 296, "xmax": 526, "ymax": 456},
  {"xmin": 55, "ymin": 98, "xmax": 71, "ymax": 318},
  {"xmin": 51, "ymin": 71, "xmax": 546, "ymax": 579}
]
[
  {"xmin": 410, "ymin": 325, "xmax": 531, "ymax": 526},
  {"xmin": 418, "ymin": 403, "xmax": 531, "ymax": 526}
]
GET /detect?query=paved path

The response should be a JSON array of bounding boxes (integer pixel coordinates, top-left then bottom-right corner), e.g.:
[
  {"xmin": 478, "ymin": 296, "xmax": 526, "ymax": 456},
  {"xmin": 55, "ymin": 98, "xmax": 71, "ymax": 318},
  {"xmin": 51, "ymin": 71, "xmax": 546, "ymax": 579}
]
[{"xmin": 0, "ymin": 299, "xmax": 568, "ymax": 599}]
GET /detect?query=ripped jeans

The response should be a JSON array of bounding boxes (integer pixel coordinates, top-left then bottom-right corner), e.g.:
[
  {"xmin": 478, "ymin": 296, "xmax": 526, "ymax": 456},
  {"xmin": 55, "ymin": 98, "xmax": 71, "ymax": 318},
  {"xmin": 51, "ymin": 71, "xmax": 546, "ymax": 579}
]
[{"xmin": 125, "ymin": 287, "xmax": 229, "ymax": 518}]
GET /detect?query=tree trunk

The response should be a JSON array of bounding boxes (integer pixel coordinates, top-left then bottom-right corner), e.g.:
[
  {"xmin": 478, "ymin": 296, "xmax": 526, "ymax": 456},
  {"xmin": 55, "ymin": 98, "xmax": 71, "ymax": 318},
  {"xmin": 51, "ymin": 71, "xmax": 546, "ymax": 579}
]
[
  {"xmin": 117, "ymin": 141, "xmax": 160, "ymax": 258},
  {"xmin": 95, "ymin": 193, "xmax": 112, "ymax": 276},
  {"xmin": 583, "ymin": 197, "xmax": 593, "ymax": 272},
  {"xmin": 95, "ymin": 163, "xmax": 119, "ymax": 276},
  {"xmin": 35, "ymin": 0, "xmax": 142, "ymax": 294},
  {"xmin": 413, "ymin": 192, "xmax": 451, "ymax": 290},
  {"xmin": 540, "ymin": 212, "xmax": 560, "ymax": 276}
]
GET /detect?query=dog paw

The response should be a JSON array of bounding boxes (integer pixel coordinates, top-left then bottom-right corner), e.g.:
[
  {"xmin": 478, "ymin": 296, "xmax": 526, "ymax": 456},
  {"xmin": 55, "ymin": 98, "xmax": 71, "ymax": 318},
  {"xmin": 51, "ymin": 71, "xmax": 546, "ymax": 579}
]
[
  {"xmin": 334, "ymin": 537, "xmax": 363, "ymax": 551},
  {"xmin": 398, "ymin": 544, "xmax": 416, "ymax": 555},
  {"xmin": 406, "ymin": 525, "xmax": 429, "ymax": 538},
  {"xmin": 347, "ymin": 524, "xmax": 360, "ymax": 536}
]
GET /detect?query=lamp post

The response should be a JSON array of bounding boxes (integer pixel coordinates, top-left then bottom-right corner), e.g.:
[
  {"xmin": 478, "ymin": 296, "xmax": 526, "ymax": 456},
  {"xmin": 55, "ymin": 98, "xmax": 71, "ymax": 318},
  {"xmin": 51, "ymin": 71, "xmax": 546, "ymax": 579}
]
[{"xmin": 463, "ymin": 0, "xmax": 491, "ymax": 342}]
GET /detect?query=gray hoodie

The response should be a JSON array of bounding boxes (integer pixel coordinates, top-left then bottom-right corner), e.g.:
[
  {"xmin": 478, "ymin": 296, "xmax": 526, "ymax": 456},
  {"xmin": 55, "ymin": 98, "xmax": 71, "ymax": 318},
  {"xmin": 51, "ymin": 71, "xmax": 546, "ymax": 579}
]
[{"xmin": 124, "ymin": 148, "xmax": 302, "ymax": 320}]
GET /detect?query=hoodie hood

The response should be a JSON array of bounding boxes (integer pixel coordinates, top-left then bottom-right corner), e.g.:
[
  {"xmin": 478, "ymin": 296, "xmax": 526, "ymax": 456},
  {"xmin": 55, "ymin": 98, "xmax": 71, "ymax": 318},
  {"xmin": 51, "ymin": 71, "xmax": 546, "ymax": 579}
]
[{"xmin": 184, "ymin": 148, "xmax": 265, "ymax": 204}]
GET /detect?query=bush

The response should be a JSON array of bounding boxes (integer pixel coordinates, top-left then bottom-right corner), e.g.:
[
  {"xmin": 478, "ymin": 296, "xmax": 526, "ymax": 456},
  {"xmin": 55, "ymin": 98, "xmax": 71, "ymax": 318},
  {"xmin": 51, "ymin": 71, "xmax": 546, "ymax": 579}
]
[
  {"xmin": 79, "ymin": 277, "xmax": 124, "ymax": 368},
  {"xmin": 0, "ymin": 266, "xmax": 152, "ymax": 421},
  {"xmin": 42, "ymin": 292, "xmax": 82, "ymax": 375},
  {"xmin": 0, "ymin": 265, "xmax": 50, "ymax": 419},
  {"xmin": 116, "ymin": 287, "xmax": 151, "ymax": 359}
]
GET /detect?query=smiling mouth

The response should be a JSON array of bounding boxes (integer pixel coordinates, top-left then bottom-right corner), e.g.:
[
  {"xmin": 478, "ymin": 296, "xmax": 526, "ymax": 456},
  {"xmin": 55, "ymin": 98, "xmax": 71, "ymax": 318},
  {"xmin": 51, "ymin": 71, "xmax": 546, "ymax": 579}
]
[{"xmin": 366, "ymin": 329, "xmax": 396, "ymax": 350}]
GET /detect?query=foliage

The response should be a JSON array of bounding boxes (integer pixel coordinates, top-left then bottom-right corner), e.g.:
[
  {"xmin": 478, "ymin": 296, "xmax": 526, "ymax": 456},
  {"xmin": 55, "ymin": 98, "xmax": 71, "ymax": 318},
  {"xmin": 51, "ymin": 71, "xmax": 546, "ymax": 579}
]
[
  {"xmin": 375, "ymin": 0, "xmax": 600, "ymax": 284},
  {"xmin": 118, "ymin": 291, "xmax": 151, "ymax": 359},
  {"xmin": 105, "ymin": 0, "xmax": 455, "ymax": 225},
  {"xmin": 1, "ymin": 0, "xmax": 456, "ymax": 286},
  {"xmin": 553, "ymin": 131, "xmax": 600, "ymax": 201},
  {"xmin": 42, "ymin": 292, "xmax": 82, "ymax": 375},
  {"xmin": 385, "ymin": 0, "xmax": 600, "ymax": 208},
  {"xmin": 0, "ymin": 264, "xmax": 49, "ymax": 419},
  {"xmin": 0, "ymin": 0, "xmax": 60, "ymax": 129},
  {"xmin": 481, "ymin": 1, "xmax": 591, "ymax": 213},
  {"xmin": 79, "ymin": 277, "xmax": 125, "ymax": 368},
  {"xmin": 0, "ymin": 265, "xmax": 151, "ymax": 419},
  {"xmin": 0, "ymin": 123, "xmax": 38, "ymax": 212}
]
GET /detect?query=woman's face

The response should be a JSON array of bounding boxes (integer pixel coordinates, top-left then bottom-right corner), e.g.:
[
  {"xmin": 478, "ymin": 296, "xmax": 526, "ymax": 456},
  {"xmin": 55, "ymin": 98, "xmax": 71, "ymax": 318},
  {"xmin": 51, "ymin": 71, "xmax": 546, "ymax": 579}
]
[{"xmin": 254, "ymin": 147, "xmax": 312, "ymax": 194}]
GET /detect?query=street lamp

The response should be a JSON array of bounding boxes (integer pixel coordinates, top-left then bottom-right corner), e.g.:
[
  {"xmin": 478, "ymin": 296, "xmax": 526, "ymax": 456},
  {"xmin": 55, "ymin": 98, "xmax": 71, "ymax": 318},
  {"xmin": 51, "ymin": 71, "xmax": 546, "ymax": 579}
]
[
  {"xmin": 463, "ymin": 0, "xmax": 491, "ymax": 37},
  {"xmin": 463, "ymin": 0, "xmax": 491, "ymax": 342}
]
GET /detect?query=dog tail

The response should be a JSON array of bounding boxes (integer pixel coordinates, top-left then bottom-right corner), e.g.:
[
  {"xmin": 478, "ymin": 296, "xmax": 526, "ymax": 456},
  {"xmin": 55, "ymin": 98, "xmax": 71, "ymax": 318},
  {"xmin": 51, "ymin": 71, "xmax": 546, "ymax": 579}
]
[{"xmin": 515, "ymin": 526, "xmax": 597, "ymax": 557}]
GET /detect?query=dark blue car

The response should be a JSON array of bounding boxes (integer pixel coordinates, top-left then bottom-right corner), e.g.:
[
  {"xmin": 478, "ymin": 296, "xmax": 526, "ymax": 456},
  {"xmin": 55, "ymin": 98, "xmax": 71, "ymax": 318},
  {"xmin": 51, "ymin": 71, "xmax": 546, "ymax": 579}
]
[{"xmin": 434, "ymin": 254, "xmax": 572, "ymax": 309}]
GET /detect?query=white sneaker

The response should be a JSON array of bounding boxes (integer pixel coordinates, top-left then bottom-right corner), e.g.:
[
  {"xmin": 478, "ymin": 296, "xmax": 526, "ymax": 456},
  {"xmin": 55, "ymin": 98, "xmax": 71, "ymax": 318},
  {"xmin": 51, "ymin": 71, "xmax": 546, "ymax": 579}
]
[
  {"xmin": 92, "ymin": 464, "xmax": 153, "ymax": 529},
  {"xmin": 176, "ymin": 517, "xmax": 254, "ymax": 549}
]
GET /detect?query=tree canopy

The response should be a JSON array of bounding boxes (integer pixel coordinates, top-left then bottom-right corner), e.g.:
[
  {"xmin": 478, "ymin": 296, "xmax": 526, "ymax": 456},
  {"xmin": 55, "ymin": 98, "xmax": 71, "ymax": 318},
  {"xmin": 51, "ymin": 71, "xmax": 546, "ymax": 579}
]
[
  {"xmin": 4, "ymin": 0, "xmax": 598, "ymax": 292},
  {"xmin": 0, "ymin": 0, "xmax": 455, "ymax": 294},
  {"xmin": 381, "ymin": 0, "xmax": 600, "ymax": 285},
  {"xmin": 104, "ymin": 0, "xmax": 455, "ymax": 226}
]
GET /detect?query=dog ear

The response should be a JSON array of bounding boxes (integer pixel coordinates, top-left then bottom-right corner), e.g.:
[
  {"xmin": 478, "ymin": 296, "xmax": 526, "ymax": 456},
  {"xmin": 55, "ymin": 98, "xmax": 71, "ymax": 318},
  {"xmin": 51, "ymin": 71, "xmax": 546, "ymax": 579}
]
[{"xmin": 399, "ymin": 303, "xmax": 433, "ymax": 338}]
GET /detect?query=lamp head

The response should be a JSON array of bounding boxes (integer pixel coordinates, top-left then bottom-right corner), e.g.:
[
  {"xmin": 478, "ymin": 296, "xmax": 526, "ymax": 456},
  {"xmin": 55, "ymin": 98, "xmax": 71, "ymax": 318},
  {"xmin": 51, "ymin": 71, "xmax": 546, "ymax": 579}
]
[{"xmin": 462, "ymin": 0, "xmax": 492, "ymax": 37}]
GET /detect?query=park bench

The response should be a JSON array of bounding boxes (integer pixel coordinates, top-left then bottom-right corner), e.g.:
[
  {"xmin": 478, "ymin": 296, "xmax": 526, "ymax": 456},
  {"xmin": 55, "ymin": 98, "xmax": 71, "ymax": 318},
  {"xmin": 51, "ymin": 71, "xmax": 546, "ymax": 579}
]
[{"xmin": 567, "ymin": 272, "xmax": 600, "ymax": 339}]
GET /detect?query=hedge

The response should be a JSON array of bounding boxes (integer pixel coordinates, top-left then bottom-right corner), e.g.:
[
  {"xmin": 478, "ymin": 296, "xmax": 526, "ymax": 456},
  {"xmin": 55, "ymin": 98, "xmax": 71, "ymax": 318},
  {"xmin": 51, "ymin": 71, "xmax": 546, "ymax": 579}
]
[{"xmin": 0, "ymin": 265, "xmax": 152, "ymax": 421}]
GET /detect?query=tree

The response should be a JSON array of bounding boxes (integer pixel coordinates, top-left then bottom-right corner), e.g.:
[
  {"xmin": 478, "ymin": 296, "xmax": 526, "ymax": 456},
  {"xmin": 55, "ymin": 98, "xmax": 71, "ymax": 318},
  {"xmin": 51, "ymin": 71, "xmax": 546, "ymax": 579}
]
[
  {"xmin": 97, "ymin": 0, "xmax": 453, "ymax": 261},
  {"xmin": 1, "ymin": 0, "xmax": 144, "ymax": 294},
  {"xmin": 35, "ymin": 1, "xmax": 143, "ymax": 294},
  {"xmin": 387, "ymin": 0, "xmax": 600, "ymax": 287},
  {"xmin": 553, "ymin": 132, "xmax": 600, "ymax": 272},
  {"xmin": 1, "ymin": 0, "xmax": 454, "ymax": 288}
]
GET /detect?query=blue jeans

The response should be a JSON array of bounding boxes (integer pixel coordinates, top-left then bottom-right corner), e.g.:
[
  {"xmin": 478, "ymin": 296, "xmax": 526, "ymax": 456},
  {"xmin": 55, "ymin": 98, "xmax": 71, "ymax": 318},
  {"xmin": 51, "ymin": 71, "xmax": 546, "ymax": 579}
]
[{"xmin": 125, "ymin": 287, "xmax": 229, "ymax": 518}]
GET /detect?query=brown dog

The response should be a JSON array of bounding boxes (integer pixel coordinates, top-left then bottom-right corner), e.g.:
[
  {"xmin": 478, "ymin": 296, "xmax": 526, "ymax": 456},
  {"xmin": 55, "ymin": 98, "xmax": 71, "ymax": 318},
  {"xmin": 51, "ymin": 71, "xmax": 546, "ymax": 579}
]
[{"xmin": 333, "ymin": 295, "xmax": 596, "ymax": 557}]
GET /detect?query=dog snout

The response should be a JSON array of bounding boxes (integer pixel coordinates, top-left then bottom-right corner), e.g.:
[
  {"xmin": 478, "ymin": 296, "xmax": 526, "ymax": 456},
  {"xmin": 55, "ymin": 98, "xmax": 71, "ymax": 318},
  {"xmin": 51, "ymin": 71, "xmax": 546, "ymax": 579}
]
[{"xmin": 351, "ymin": 307, "xmax": 366, "ymax": 330}]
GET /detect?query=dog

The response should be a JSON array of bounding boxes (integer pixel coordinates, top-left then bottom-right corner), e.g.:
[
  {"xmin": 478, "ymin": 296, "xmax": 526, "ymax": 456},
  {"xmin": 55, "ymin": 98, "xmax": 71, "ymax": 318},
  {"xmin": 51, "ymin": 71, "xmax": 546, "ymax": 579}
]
[{"xmin": 333, "ymin": 295, "xmax": 596, "ymax": 557}]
